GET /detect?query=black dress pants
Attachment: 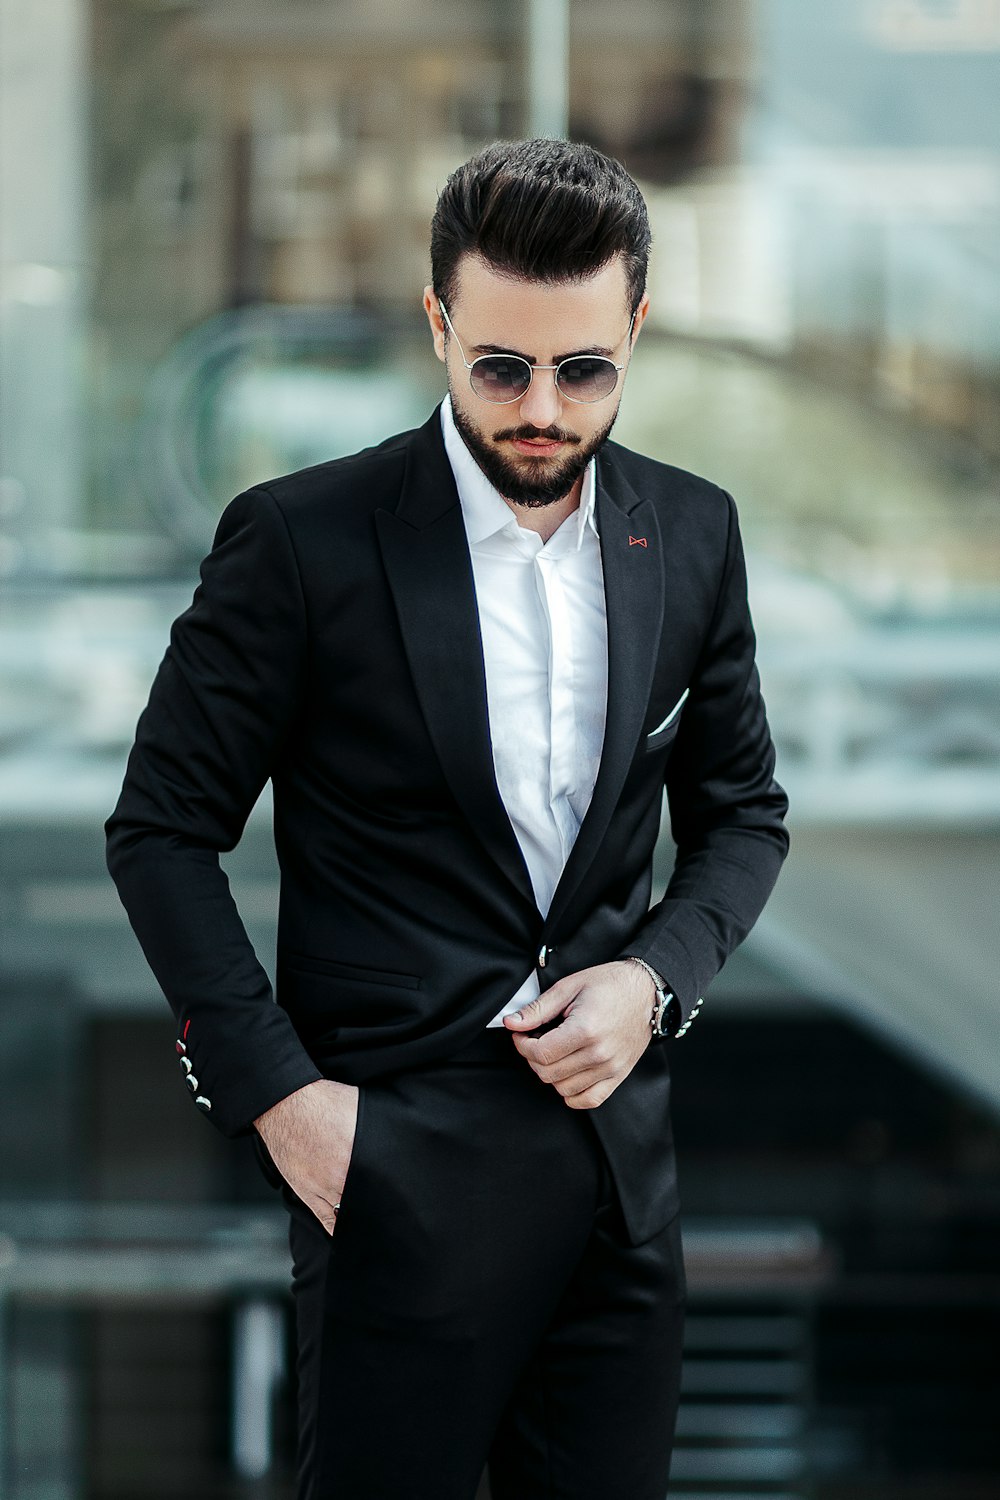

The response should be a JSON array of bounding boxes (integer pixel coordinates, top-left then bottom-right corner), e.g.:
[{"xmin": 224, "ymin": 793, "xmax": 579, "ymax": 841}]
[{"xmin": 284, "ymin": 1025, "xmax": 686, "ymax": 1499}]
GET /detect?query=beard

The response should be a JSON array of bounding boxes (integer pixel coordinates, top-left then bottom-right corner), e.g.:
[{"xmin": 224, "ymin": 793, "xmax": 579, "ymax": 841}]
[{"xmin": 449, "ymin": 388, "xmax": 620, "ymax": 508}]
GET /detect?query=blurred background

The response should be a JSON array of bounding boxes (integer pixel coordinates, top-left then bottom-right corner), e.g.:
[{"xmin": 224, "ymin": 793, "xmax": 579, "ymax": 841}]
[{"xmin": 2, "ymin": 1, "xmax": 999, "ymax": 1497}]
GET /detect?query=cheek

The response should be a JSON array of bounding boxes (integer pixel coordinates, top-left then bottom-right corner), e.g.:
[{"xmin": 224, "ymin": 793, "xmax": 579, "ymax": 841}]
[{"xmin": 462, "ymin": 405, "xmax": 506, "ymax": 445}]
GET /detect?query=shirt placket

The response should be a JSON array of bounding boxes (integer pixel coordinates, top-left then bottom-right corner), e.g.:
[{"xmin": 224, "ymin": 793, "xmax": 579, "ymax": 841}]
[{"xmin": 533, "ymin": 544, "xmax": 579, "ymax": 872}]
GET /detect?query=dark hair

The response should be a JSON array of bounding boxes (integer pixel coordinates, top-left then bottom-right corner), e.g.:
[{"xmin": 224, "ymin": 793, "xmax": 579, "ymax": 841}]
[{"xmin": 430, "ymin": 138, "xmax": 651, "ymax": 316}]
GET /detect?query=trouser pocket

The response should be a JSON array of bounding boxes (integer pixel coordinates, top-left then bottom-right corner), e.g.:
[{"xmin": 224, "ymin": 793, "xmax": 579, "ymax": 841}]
[{"xmin": 252, "ymin": 1128, "xmax": 285, "ymax": 1190}]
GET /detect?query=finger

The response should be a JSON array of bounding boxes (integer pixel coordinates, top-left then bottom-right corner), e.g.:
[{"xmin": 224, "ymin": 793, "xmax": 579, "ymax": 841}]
[
  {"xmin": 311, "ymin": 1191, "xmax": 342, "ymax": 1237},
  {"xmin": 515, "ymin": 1037, "xmax": 595, "ymax": 1082},
  {"xmin": 515, "ymin": 1018, "xmax": 608, "ymax": 1081},
  {"xmin": 550, "ymin": 1060, "xmax": 617, "ymax": 1099},
  {"xmin": 521, "ymin": 1032, "xmax": 605, "ymax": 1080},
  {"xmin": 560, "ymin": 1071, "xmax": 621, "ymax": 1109},
  {"xmin": 512, "ymin": 1003, "xmax": 588, "ymax": 1052},
  {"xmin": 503, "ymin": 982, "xmax": 579, "ymax": 1032}
]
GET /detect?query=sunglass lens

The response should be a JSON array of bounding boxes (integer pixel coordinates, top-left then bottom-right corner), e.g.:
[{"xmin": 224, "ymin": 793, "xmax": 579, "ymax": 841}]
[
  {"xmin": 470, "ymin": 356, "xmax": 532, "ymax": 403},
  {"xmin": 557, "ymin": 358, "xmax": 618, "ymax": 402}
]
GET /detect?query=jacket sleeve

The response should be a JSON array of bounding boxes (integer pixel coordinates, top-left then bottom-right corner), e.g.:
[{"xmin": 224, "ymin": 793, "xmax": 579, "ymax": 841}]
[
  {"xmin": 105, "ymin": 485, "xmax": 323, "ymax": 1136},
  {"xmin": 618, "ymin": 489, "xmax": 790, "ymax": 1028}
]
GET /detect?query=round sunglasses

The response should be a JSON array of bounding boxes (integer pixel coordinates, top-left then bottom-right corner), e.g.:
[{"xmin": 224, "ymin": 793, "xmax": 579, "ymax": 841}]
[{"xmin": 438, "ymin": 300, "xmax": 635, "ymax": 405}]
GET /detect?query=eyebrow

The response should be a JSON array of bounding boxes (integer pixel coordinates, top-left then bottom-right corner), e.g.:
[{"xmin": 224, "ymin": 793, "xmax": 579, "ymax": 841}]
[{"xmin": 470, "ymin": 342, "xmax": 617, "ymax": 362}]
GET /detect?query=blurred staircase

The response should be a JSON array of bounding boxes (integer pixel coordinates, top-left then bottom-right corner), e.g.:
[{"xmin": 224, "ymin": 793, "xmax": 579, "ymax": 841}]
[
  {"xmin": 670, "ymin": 1306, "xmax": 813, "ymax": 1498},
  {"xmin": 660, "ymin": 1217, "xmax": 829, "ymax": 1500}
]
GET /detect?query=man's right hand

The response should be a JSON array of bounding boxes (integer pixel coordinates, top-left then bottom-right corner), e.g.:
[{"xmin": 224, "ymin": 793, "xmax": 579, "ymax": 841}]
[{"xmin": 253, "ymin": 1078, "xmax": 361, "ymax": 1236}]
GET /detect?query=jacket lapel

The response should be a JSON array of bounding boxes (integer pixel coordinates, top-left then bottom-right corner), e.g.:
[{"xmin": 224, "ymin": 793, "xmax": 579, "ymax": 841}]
[
  {"xmin": 544, "ymin": 448, "xmax": 665, "ymax": 934},
  {"xmin": 374, "ymin": 408, "xmax": 538, "ymax": 912}
]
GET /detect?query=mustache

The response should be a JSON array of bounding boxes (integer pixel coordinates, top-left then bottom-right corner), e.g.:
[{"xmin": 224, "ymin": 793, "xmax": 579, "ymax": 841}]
[{"xmin": 493, "ymin": 426, "xmax": 580, "ymax": 445}]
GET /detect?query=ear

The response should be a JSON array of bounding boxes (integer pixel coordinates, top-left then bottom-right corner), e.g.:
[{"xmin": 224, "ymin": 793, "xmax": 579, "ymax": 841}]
[
  {"xmin": 630, "ymin": 290, "xmax": 651, "ymax": 346},
  {"xmin": 423, "ymin": 286, "xmax": 447, "ymax": 364}
]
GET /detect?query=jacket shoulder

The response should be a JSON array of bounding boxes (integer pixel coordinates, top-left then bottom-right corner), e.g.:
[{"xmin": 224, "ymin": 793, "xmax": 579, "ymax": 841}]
[{"xmin": 247, "ymin": 424, "xmax": 415, "ymax": 521}]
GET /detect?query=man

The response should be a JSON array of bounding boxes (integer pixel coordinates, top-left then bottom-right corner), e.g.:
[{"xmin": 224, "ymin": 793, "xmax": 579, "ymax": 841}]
[{"xmin": 106, "ymin": 138, "xmax": 789, "ymax": 1499}]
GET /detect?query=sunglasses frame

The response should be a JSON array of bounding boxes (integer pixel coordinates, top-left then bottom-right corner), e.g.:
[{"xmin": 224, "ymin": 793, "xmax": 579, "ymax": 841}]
[{"xmin": 438, "ymin": 299, "xmax": 636, "ymax": 405}]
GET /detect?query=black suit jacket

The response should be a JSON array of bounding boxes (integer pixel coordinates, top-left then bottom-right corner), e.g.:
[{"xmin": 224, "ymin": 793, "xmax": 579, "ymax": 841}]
[{"xmin": 105, "ymin": 403, "xmax": 789, "ymax": 1244}]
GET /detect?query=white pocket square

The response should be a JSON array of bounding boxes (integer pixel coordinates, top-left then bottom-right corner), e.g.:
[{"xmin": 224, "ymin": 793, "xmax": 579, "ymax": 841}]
[{"xmin": 646, "ymin": 688, "xmax": 689, "ymax": 738}]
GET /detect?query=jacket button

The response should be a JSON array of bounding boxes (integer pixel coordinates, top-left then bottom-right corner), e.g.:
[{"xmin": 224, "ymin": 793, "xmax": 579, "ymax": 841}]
[
  {"xmin": 175, "ymin": 1040, "xmax": 186, "ymax": 1055},
  {"xmin": 179, "ymin": 1056, "xmax": 193, "ymax": 1075},
  {"xmin": 185, "ymin": 1074, "xmax": 199, "ymax": 1092},
  {"xmin": 194, "ymin": 1096, "xmax": 212, "ymax": 1113},
  {"xmin": 538, "ymin": 944, "xmax": 548, "ymax": 967}
]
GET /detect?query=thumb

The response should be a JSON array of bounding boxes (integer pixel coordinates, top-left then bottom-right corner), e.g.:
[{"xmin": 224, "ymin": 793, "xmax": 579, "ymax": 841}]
[{"xmin": 503, "ymin": 987, "xmax": 569, "ymax": 1028}]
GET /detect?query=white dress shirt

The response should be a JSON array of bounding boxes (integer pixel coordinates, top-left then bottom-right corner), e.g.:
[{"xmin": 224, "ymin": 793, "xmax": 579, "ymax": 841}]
[{"xmin": 439, "ymin": 395, "xmax": 609, "ymax": 1026}]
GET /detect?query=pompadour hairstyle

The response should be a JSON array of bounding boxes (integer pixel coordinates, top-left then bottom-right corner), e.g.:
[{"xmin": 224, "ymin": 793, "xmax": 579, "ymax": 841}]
[{"xmin": 430, "ymin": 138, "xmax": 651, "ymax": 315}]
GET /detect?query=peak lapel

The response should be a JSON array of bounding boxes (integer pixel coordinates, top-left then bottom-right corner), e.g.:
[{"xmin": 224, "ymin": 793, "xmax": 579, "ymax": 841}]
[
  {"xmin": 545, "ymin": 448, "xmax": 665, "ymax": 934},
  {"xmin": 374, "ymin": 408, "xmax": 537, "ymax": 914}
]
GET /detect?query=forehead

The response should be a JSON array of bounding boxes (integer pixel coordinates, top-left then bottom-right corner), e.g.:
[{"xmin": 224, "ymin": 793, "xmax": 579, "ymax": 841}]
[{"xmin": 451, "ymin": 253, "xmax": 631, "ymax": 347}]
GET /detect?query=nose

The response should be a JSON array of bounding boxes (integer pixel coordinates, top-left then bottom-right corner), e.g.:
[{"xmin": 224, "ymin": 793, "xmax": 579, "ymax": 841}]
[{"xmin": 516, "ymin": 366, "xmax": 562, "ymax": 430}]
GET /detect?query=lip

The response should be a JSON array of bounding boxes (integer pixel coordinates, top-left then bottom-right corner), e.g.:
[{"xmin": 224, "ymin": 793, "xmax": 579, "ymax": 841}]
[{"xmin": 510, "ymin": 438, "xmax": 564, "ymax": 456}]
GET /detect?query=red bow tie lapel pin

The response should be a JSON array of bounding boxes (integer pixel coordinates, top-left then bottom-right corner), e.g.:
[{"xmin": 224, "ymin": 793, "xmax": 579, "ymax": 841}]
[{"xmin": 628, "ymin": 535, "xmax": 648, "ymax": 548}]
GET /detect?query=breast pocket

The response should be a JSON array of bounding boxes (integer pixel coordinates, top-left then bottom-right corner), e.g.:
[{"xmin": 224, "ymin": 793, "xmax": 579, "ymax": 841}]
[{"xmin": 644, "ymin": 688, "xmax": 689, "ymax": 751}]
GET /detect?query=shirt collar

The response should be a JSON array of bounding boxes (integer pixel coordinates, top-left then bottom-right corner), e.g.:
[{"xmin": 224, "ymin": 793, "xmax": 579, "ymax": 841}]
[{"xmin": 440, "ymin": 393, "xmax": 598, "ymax": 550}]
